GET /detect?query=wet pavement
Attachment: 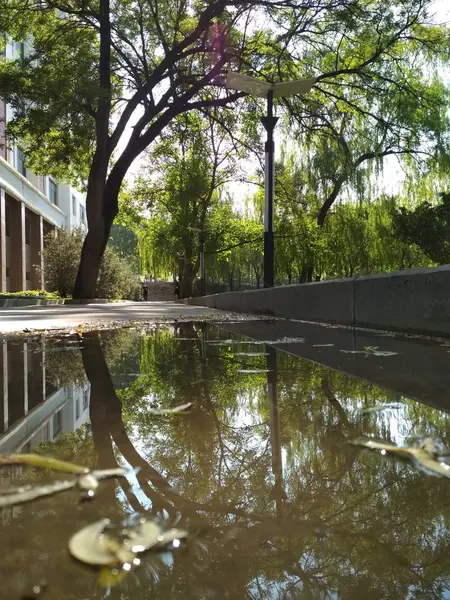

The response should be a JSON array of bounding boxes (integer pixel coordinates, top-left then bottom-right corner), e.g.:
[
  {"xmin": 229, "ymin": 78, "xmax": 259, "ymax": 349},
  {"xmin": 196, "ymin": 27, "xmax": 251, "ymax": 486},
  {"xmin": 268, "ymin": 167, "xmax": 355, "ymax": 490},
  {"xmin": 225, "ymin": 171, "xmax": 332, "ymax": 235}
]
[
  {"xmin": 0, "ymin": 301, "xmax": 218, "ymax": 333},
  {"xmin": 0, "ymin": 321, "xmax": 449, "ymax": 599}
]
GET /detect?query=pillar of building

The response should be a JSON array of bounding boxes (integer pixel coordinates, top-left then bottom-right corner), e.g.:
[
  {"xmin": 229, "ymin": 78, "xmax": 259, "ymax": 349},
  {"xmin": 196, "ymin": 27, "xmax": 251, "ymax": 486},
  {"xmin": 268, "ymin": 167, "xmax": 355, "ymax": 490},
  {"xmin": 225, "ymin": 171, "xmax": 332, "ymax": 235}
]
[
  {"xmin": 30, "ymin": 211, "xmax": 44, "ymax": 290},
  {"xmin": 0, "ymin": 188, "xmax": 6, "ymax": 292},
  {"xmin": 0, "ymin": 342, "xmax": 7, "ymax": 434},
  {"xmin": 27, "ymin": 341, "xmax": 45, "ymax": 412},
  {"xmin": 9, "ymin": 197, "xmax": 26, "ymax": 292},
  {"xmin": 7, "ymin": 343, "xmax": 25, "ymax": 429},
  {"xmin": 23, "ymin": 343, "xmax": 28, "ymax": 417}
]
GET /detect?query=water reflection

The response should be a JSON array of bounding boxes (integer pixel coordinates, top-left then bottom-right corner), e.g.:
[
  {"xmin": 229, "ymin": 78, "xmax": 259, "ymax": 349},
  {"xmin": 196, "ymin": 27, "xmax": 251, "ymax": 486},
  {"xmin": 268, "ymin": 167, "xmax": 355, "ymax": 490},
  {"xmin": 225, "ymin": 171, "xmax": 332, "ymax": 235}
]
[
  {"xmin": 0, "ymin": 324, "xmax": 449, "ymax": 599},
  {"xmin": 0, "ymin": 339, "xmax": 90, "ymax": 454}
]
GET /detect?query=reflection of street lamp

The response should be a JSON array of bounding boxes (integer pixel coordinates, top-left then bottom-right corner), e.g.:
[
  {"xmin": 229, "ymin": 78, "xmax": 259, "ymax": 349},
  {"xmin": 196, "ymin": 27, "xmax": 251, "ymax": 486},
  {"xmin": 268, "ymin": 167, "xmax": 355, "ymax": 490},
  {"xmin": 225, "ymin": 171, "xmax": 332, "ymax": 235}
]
[
  {"xmin": 187, "ymin": 226, "xmax": 206, "ymax": 296},
  {"xmin": 226, "ymin": 72, "xmax": 316, "ymax": 288},
  {"xmin": 265, "ymin": 345, "xmax": 285, "ymax": 519}
]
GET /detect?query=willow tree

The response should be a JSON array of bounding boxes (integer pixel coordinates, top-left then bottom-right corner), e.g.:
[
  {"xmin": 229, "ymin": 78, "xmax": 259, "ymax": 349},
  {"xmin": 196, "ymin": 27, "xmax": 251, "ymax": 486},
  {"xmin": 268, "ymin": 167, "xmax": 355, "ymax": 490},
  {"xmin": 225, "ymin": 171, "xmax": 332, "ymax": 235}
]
[
  {"xmin": 131, "ymin": 110, "xmax": 243, "ymax": 297},
  {"xmin": 278, "ymin": 0, "xmax": 450, "ymax": 278}
]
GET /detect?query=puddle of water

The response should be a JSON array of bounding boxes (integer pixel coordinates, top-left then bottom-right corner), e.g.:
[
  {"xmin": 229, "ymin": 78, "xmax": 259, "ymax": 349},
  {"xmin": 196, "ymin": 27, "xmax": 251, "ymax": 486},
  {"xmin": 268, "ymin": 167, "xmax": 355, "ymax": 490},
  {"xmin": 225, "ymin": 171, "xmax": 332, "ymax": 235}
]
[{"xmin": 0, "ymin": 323, "xmax": 449, "ymax": 599}]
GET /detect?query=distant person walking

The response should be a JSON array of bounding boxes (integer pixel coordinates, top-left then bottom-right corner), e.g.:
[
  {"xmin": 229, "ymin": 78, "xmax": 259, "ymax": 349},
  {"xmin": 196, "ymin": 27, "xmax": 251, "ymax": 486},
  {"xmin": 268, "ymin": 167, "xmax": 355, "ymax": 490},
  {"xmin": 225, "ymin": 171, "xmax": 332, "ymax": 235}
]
[
  {"xmin": 142, "ymin": 285, "xmax": 148, "ymax": 301},
  {"xmin": 174, "ymin": 278, "xmax": 180, "ymax": 300}
]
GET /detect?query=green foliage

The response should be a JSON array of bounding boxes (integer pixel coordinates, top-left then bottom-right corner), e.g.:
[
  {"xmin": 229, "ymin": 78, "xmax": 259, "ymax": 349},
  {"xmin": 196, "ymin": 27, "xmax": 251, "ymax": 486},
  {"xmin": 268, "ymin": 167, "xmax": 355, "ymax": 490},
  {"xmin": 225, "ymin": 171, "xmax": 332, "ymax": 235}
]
[
  {"xmin": 0, "ymin": 290, "xmax": 61, "ymax": 298},
  {"xmin": 278, "ymin": 1, "xmax": 450, "ymax": 227},
  {"xmin": 43, "ymin": 341, "xmax": 87, "ymax": 390},
  {"xmin": 109, "ymin": 224, "xmax": 139, "ymax": 271},
  {"xmin": 127, "ymin": 111, "xmax": 243, "ymax": 296},
  {"xmin": 97, "ymin": 245, "xmax": 141, "ymax": 301},
  {"xmin": 34, "ymin": 425, "xmax": 98, "ymax": 471},
  {"xmin": 41, "ymin": 228, "xmax": 85, "ymax": 298},
  {"xmin": 42, "ymin": 228, "xmax": 140, "ymax": 299},
  {"xmin": 267, "ymin": 150, "xmax": 432, "ymax": 284},
  {"xmin": 391, "ymin": 192, "xmax": 450, "ymax": 264},
  {"xmin": 0, "ymin": 11, "xmax": 99, "ymax": 185}
]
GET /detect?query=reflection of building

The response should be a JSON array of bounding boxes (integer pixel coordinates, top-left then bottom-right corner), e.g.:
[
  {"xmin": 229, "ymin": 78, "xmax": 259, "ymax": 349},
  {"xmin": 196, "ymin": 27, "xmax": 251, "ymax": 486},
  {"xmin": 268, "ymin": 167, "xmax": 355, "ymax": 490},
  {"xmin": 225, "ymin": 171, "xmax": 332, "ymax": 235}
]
[
  {"xmin": 0, "ymin": 41, "xmax": 87, "ymax": 292},
  {"xmin": 0, "ymin": 340, "xmax": 90, "ymax": 453}
]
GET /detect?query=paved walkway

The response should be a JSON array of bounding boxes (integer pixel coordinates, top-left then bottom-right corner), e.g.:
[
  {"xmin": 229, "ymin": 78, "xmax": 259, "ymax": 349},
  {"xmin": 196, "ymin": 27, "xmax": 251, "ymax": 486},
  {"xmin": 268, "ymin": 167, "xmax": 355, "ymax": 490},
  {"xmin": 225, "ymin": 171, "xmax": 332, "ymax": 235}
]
[{"xmin": 0, "ymin": 301, "xmax": 219, "ymax": 333}]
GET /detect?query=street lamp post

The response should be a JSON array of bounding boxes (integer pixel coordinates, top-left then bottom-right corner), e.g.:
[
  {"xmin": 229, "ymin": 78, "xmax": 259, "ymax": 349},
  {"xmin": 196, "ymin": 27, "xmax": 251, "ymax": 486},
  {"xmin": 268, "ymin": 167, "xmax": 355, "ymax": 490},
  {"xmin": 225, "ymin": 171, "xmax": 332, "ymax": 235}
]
[
  {"xmin": 226, "ymin": 72, "xmax": 316, "ymax": 288},
  {"xmin": 261, "ymin": 89, "xmax": 278, "ymax": 289}
]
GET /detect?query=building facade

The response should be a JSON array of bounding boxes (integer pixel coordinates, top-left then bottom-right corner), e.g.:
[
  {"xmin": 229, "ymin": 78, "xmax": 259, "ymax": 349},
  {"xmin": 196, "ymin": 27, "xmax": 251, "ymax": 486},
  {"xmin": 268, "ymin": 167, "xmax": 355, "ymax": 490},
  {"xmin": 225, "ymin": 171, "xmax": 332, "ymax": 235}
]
[{"xmin": 0, "ymin": 40, "xmax": 87, "ymax": 292}]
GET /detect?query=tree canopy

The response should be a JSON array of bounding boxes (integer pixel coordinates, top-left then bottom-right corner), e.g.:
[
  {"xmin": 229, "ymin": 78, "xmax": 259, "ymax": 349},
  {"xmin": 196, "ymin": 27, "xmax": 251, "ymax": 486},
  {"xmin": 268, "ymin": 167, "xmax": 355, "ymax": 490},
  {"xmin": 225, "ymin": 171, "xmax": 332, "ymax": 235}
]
[{"xmin": 1, "ymin": 0, "xmax": 450, "ymax": 294}]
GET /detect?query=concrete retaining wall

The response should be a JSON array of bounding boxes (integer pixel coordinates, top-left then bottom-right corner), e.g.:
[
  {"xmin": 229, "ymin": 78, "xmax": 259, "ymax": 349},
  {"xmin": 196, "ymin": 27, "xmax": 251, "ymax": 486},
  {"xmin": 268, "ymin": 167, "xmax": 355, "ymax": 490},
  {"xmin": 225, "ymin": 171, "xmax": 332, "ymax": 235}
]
[
  {"xmin": 217, "ymin": 318, "xmax": 450, "ymax": 413},
  {"xmin": 353, "ymin": 266, "xmax": 450, "ymax": 335},
  {"xmin": 0, "ymin": 298, "xmax": 65, "ymax": 307},
  {"xmin": 187, "ymin": 265, "xmax": 450, "ymax": 337}
]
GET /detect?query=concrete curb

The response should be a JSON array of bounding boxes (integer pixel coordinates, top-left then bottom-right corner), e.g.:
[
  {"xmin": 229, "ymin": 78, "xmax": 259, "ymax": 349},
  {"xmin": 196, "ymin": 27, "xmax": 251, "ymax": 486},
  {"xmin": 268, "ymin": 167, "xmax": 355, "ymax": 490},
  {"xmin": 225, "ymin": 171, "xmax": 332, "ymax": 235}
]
[
  {"xmin": 65, "ymin": 299, "xmax": 112, "ymax": 305},
  {"xmin": 0, "ymin": 298, "xmax": 65, "ymax": 307},
  {"xmin": 187, "ymin": 264, "xmax": 450, "ymax": 337}
]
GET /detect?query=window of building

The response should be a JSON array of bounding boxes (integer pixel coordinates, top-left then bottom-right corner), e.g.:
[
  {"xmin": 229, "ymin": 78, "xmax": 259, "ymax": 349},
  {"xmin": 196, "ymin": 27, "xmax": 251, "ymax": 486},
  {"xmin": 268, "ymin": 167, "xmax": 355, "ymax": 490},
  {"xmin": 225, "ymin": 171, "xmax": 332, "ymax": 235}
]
[
  {"xmin": 37, "ymin": 176, "xmax": 46, "ymax": 194},
  {"xmin": 52, "ymin": 410, "xmax": 62, "ymax": 438},
  {"xmin": 49, "ymin": 179, "xmax": 57, "ymax": 205},
  {"xmin": 72, "ymin": 195, "xmax": 77, "ymax": 216},
  {"xmin": 16, "ymin": 42, "xmax": 25, "ymax": 60},
  {"xmin": 80, "ymin": 204, "xmax": 86, "ymax": 224},
  {"xmin": 16, "ymin": 147, "xmax": 26, "ymax": 176},
  {"xmin": 83, "ymin": 389, "xmax": 89, "ymax": 411}
]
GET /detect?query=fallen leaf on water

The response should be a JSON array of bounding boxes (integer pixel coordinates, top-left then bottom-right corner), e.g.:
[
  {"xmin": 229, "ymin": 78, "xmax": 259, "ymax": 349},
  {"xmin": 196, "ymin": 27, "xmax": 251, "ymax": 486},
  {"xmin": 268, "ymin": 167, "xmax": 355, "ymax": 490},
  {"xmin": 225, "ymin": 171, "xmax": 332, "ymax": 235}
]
[
  {"xmin": 0, "ymin": 453, "xmax": 88, "ymax": 474},
  {"xmin": 348, "ymin": 436, "xmax": 450, "ymax": 478},
  {"xmin": 69, "ymin": 518, "xmax": 135, "ymax": 565},
  {"xmin": 235, "ymin": 352, "xmax": 270, "ymax": 356},
  {"xmin": 97, "ymin": 565, "xmax": 129, "ymax": 588},
  {"xmin": 69, "ymin": 517, "xmax": 188, "ymax": 566},
  {"xmin": 360, "ymin": 403, "xmax": 405, "ymax": 413},
  {"xmin": 0, "ymin": 479, "xmax": 77, "ymax": 508},
  {"xmin": 237, "ymin": 369, "xmax": 271, "ymax": 374},
  {"xmin": 77, "ymin": 324, "xmax": 83, "ymax": 339},
  {"xmin": 0, "ymin": 459, "xmax": 130, "ymax": 507},
  {"xmin": 363, "ymin": 346, "xmax": 398, "ymax": 357},
  {"xmin": 340, "ymin": 347, "xmax": 398, "ymax": 357},
  {"xmin": 93, "ymin": 467, "xmax": 135, "ymax": 480},
  {"xmin": 148, "ymin": 402, "xmax": 193, "ymax": 415},
  {"xmin": 313, "ymin": 344, "xmax": 335, "ymax": 348}
]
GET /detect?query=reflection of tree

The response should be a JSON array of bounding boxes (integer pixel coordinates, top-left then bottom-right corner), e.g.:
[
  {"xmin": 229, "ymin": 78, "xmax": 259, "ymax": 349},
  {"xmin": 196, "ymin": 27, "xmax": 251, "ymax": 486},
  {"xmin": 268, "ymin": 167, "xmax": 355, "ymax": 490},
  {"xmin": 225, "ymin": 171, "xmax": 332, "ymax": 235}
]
[
  {"xmin": 85, "ymin": 329, "xmax": 450, "ymax": 599},
  {"xmin": 2, "ymin": 327, "xmax": 450, "ymax": 599}
]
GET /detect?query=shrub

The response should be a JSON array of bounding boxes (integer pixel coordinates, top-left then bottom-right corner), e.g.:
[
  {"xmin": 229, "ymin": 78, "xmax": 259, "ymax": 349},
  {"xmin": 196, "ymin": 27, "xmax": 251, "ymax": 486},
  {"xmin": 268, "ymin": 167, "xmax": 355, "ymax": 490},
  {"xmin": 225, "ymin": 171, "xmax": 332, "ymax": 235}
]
[
  {"xmin": 0, "ymin": 290, "xmax": 61, "ymax": 298},
  {"xmin": 40, "ymin": 228, "xmax": 84, "ymax": 298},
  {"xmin": 97, "ymin": 245, "xmax": 141, "ymax": 300},
  {"xmin": 40, "ymin": 228, "xmax": 140, "ymax": 299}
]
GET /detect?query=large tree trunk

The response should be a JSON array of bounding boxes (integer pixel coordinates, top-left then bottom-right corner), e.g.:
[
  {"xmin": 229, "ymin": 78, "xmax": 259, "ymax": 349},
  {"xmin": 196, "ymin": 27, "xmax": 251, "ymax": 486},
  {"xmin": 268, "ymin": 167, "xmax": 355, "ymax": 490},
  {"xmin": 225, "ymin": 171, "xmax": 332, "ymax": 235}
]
[
  {"xmin": 72, "ymin": 176, "xmax": 119, "ymax": 299},
  {"xmin": 179, "ymin": 261, "xmax": 197, "ymax": 298},
  {"xmin": 72, "ymin": 0, "xmax": 113, "ymax": 300},
  {"xmin": 72, "ymin": 225, "xmax": 109, "ymax": 299}
]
